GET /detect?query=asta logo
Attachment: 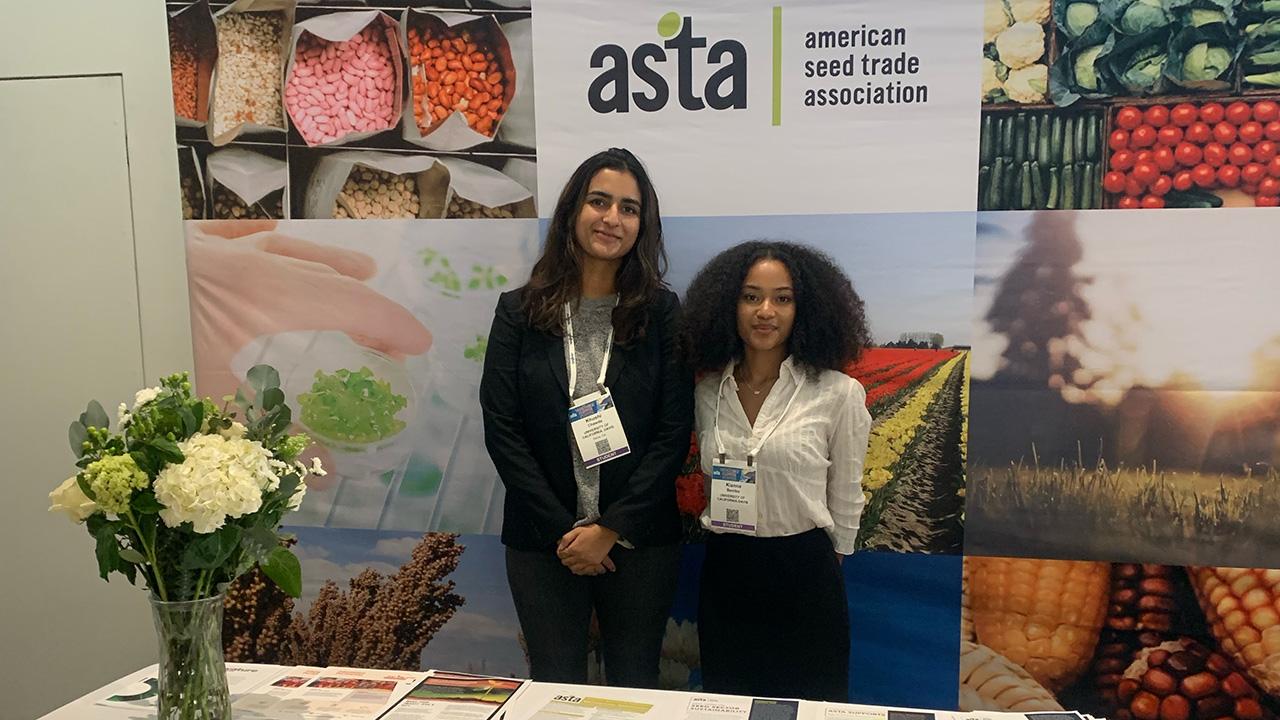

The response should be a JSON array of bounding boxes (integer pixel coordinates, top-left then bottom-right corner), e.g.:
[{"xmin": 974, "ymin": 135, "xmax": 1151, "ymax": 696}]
[{"xmin": 588, "ymin": 12, "xmax": 747, "ymax": 113}]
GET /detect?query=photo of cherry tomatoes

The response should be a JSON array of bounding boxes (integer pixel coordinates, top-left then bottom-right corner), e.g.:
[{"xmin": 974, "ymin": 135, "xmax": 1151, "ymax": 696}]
[
  {"xmin": 1213, "ymin": 122, "xmax": 1237, "ymax": 145},
  {"xmin": 1242, "ymin": 163, "xmax": 1268, "ymax": 186},
  {"xmin": 1192, "ymin": 164, "xmax": 1216, "ymax": 188},
  {"xmin": 1217, "ymin": 164, "xmax": 1241, "ymax": 188},
  {"xmin": 1174, "ymin": 142, "xmax": 1203, "ymax": 167},
  {"xmin": 1200, "ymin": 103, "xmax": 1225, "ymax": 124},
  {"xmin": 1170, "ymin": 103, "xmax": 1198, "ymax": 127},
  {"xmin": 1255, "ymin": 101, "xmax": 1279, "ymax": 123},
  {"xmin": 1143, "ymin": 105, "xmax": 1170, "ymax": 128},
  {"xmin": 1116, "ymin": 106, "xmax": 1143, "ymax": 130},
  {"xmin": 1131, "ymin": 125, "xmax": 1157, "ymax": 148},
  {"xmin": 1157, "ymin": 126, "xmax": 1184, "ymax": 146},
  {"xmin": 1239, "ymin": 122, "xmax": 1264, "ymax": 145},
  {"xmin": 1186, "ymin": 122, "xmax": 1213, "ymax": 144},
  {"xmin": 1103, "ymin": 171, "xmax": 1127, "ymax": 194},
  {"xmin": 1226, "ymin": 101, "xmax": 1252, "ymax": 125},
  {"xmin": 1110, "ymin": 130, "xmax": 1130, "ymax": 151}
]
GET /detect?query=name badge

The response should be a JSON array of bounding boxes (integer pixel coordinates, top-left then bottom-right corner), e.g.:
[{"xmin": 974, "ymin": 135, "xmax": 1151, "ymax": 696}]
[
  {"xmin": 709, "ymin": 458, "xmax": 757, "ymax": 535},
  {"xmin": 568, "ymin": 388, "xmax": 631, "ymax": 468}
]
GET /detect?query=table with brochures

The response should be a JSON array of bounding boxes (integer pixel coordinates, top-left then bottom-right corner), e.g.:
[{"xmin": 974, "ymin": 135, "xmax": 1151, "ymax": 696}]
[{"xmin": 38, "ymin": 662, "xmax": 1104, "ymax": 720}]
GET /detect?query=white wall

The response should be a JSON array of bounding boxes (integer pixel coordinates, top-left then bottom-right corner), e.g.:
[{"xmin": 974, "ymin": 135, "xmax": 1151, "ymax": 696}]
[{"xmin": 0, "ymin": 3, "xmax": 193, "ymax": 718}]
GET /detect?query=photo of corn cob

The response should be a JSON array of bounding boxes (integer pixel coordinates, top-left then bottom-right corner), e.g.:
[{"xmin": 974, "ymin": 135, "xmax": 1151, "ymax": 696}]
[{"xmin": 963, "ymin": 556, "xmax": 1280, "ymax": 720}]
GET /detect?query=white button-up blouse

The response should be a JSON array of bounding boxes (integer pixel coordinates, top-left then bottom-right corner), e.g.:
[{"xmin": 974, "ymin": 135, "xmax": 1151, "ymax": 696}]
[{"xmin": 694, "ymin": 356, "xmax": 872, "ymax": 554}]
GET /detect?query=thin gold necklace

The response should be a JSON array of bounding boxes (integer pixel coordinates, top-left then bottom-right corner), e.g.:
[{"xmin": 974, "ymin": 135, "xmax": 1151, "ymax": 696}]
[{"xmin": 737, "ymin": 373, "xmax": 778, "ymax": 396}]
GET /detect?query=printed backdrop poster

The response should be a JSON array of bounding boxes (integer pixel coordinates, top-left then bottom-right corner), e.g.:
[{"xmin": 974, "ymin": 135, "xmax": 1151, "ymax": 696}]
[
  {"xmin": 160, "ymin": 0, "xmax": 1280, "ymax": 712},
  {"xmin": 530, "ymin": 0, "xmax": 983, "ymax": 215}
]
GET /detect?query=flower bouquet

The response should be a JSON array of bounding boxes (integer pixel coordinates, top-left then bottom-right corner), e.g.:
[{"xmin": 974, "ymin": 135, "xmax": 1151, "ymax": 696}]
[{"xmin": 48, "ymin": 365, "xmax": 321, "ymax": 720}]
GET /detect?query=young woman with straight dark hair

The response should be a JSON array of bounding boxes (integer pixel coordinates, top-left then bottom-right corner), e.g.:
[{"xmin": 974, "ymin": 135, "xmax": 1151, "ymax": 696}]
[{"xmin": 479, "ymin": 148, "xmax": 692, "ymax": 687}]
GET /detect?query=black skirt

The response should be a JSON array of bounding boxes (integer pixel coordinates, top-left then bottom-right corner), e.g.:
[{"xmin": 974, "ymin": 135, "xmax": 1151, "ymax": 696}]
[{"xmin": 698, "ymin": 528, "xmax": 850, "ymax": 702}]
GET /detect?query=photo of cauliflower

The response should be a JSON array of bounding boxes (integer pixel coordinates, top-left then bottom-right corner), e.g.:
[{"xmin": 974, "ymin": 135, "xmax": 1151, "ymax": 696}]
[
  {"xmin": 983, "ymin": 0, "xmax": 1050, "ymax": 104},
  {"xmin": 1004, "ymin": 63, "xmax": 1049, "ymax": 103},
  {"xmin": 1010, "ymin": 0, "xmax": 1051, "ymax": 25}
]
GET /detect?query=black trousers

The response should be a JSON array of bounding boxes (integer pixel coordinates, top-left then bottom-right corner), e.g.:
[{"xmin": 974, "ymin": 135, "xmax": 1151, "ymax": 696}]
[
  {"xmin": 698, "ymin": 528, "xmax": 851, "ymax": 702},
  {"xmin": 506, "ymin": 543, "xmax": 681, "ymax": 687}
]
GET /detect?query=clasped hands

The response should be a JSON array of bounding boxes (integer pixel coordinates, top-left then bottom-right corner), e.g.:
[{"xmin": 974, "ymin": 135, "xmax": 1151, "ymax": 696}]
[{"xmin": 557, "ymin": 524, "xmax": 620, "ymax": 576}]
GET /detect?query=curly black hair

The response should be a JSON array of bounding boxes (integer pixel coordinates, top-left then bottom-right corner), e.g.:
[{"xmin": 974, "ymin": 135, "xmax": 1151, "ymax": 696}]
[{"xmin": 679, "ymin": 240, "xmax": 871, "ymax": 375}]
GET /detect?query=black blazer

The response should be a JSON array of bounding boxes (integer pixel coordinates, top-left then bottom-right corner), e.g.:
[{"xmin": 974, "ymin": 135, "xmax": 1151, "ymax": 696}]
[{"xmin": 479, "ymin": 287, "xmax": 693, "ymax": 551}]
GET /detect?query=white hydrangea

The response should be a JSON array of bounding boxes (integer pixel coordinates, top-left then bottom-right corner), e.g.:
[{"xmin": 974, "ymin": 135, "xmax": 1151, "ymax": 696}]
[
  {"xmin": 220, "ymin": 421, "xmax": 248, "ymax": 439},
  {"xmin": 134, "ymin": 387, "xmax": 162, "ymax": 409},
  {"xmin": 287, "ymin": 480, "xmax": 307, "ymax": 510},
  {"xmin": 118, "ymin": 402, "xmax": 132, "ymax": 428},
  {"xmin": 153, "ymin": 433, "xmax": 280, "ymax": 533}
]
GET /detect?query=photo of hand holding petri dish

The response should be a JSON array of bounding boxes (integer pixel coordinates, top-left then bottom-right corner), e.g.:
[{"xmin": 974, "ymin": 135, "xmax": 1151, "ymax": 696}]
[{"xmin": 185, "ymin": 219, "xmax": 538, "ymax": 532}]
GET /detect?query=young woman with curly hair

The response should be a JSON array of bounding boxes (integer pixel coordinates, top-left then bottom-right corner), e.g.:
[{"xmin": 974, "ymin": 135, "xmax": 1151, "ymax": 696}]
[
  {"xmin": 680, "ymin": 240, "xmax": 873, "ymax": 702},
  {"xmin": 479, "ymin": 148, "xmax": 692, "ymax": 687}
]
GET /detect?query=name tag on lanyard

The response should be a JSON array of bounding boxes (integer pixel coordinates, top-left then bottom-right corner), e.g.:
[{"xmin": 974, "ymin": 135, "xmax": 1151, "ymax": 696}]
[
  {"xmin": 706, "ymin": 369, "xmax": 807, "ymax": 537},
  {"xmin": 565, "ymin": 302, "xmax": 631, "ymax": 469},
  {"xmin": 709, "ymin": 456, "xmax": 757, "ymax": 534},
  {"xmin": 569, "ymin": 389, "xmax": 631, "ymax": 468}
]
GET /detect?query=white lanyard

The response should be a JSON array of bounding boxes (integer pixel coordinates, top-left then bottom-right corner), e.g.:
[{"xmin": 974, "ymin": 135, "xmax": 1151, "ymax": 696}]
[
  {"xmin": 564, "ymin": 301, "xmax": 616, "ymax": 400},
  {"xmin": 712, "ymin": 366, "xmax": 806, "ymax": 464}
]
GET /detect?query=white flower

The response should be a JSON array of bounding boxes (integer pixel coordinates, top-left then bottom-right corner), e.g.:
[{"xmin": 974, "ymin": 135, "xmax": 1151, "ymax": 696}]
[
  {"xmin": 220, "ymin": 421, "xmax": 247, "ymax": 439},
  {"xmin": 49, "ymin": 476, "xmax": 98, "ymax": 523},
  {"xmin": 117, "ymin": 402, "xmax": 131, "ymax": 427},
  {"xmin": 133, "ymin": 387, "xmax": 162, "ymax": 409},
  {"xmin": 309, "ymin": 457, "xmax": 327, "ymax": 476},
  {"xmin": 153, "ymin": 433, "xmax": 280, "ymax": 533},
  {"xmin": 287, "ymin": 480, "xmax": 307, "ymax": 510}
]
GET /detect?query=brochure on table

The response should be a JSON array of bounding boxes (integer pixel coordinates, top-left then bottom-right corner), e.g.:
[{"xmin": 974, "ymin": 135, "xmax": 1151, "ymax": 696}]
[
  {"xmin": 84, "ymin": 665, "xmax": 1102, "ymax": 720},
  {"xmin": 379, "ymin": 670, "xmax": 530, "ymax": 720},
  {"xmin": 233, "ymin": 665, "xmax": 428, "ymax": 720}
]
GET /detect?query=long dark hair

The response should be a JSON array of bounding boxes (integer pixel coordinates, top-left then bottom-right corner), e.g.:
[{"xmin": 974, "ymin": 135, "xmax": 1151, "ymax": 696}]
[
  {"xmin": 521, "ymin": 148, "xmax": 666, "ymax": 344},
  {"xmin": 680, "ymin": 240, "xmax": 872, "ymax": 375}
]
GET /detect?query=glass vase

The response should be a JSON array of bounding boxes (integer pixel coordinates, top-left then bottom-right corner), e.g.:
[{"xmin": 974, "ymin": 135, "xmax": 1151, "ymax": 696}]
[{"xmin": 149, "ymin": 594, "xmax": 230, "ymax": 720}]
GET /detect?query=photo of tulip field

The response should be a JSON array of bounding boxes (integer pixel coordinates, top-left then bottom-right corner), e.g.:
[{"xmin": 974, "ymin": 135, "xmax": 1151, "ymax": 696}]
[{"xmin": 848, "ymin": 348, "xmax": 969, "ymax": 554}]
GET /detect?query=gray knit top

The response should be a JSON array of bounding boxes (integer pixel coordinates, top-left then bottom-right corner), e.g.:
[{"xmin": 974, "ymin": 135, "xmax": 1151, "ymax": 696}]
[{"xmin": 565, "ymin": 294, "xmax": 617, "ymax": 524}]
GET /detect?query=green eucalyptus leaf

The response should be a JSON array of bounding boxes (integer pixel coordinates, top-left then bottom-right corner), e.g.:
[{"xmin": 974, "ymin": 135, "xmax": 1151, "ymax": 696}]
[
  {"xmin": 82, "ymin": 400, "xmax": 110, "ymax": 430},
  {"xmin": 261, "ymin": 387, "xmax": 285, "ymax": 412},
  {"xmin": 248, "ymin": 366, "xmax": 281, "ymax": 395},
  {"xmin": 69, "ymin": 422, "xmax": 89, "ymax": 458}
]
